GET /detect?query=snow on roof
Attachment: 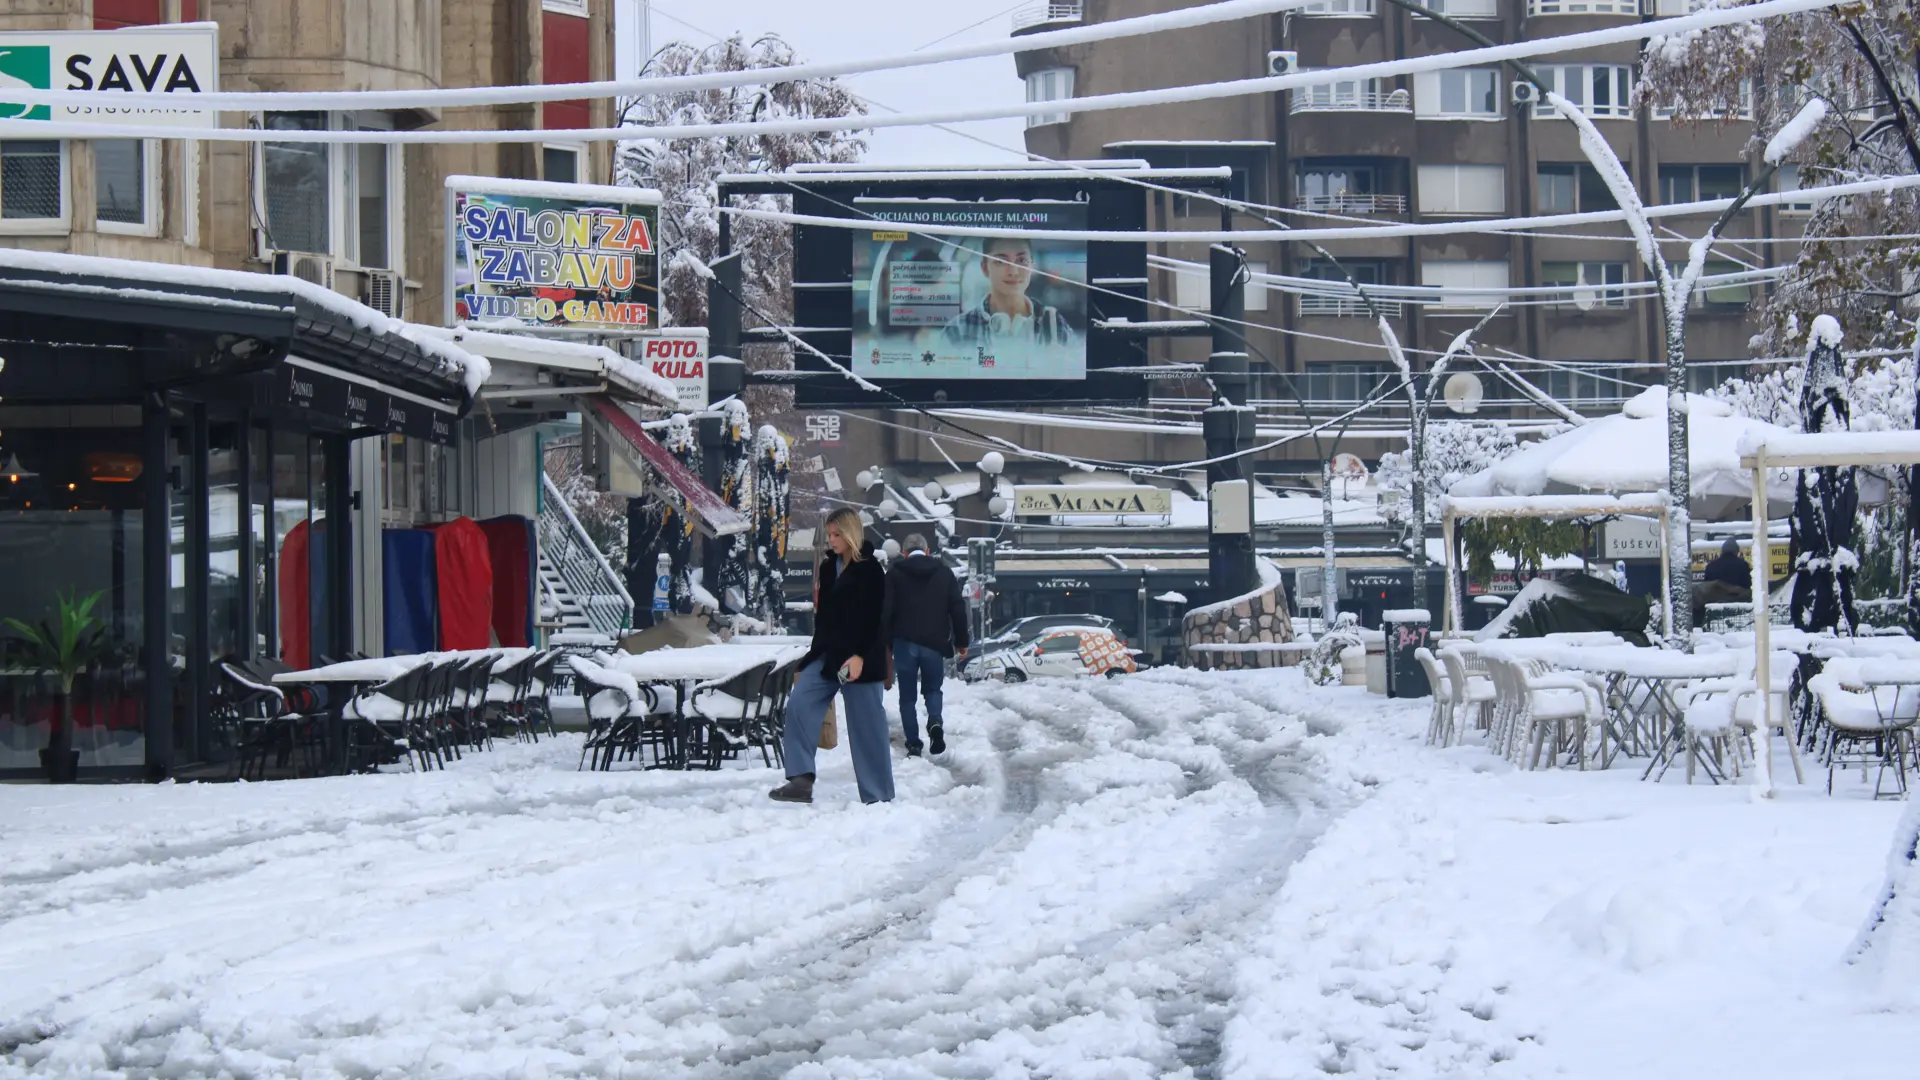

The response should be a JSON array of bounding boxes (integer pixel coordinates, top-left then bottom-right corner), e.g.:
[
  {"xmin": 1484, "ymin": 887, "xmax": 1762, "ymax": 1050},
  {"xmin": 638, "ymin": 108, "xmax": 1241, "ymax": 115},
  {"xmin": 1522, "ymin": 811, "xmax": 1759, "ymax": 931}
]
[
  {"xmin": 1440, "ymin": 493, "xmax": 1671, "ymax": 519},
  {"xmin": 722, "ymin": 167, "xmax": 1235, "ymax": 184},
  {"xmin": 1475, "ymin": 577, "xmax": 1577, "ymax": 642},
  {"xmin": 0, "ymin": 245, "xmax": 488, "ymax": 398},
  {"xmin": 1188, "ymin": 557, "xmax": 1284, "ymax": 619},
  {"xmin": 444, "ymin": 174, "xmax": 662, "ymax": 206},
  {"xmin": 413, "ymin": 325, "xmax": 677, "ymax": 406}
]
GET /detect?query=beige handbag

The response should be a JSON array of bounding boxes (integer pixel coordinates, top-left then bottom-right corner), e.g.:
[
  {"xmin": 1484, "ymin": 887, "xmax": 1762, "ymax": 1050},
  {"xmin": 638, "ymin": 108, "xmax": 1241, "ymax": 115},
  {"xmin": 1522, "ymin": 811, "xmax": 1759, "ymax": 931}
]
[{"xmin": 819, "ymin": 698, "xmax": 840, "ymax": 750}]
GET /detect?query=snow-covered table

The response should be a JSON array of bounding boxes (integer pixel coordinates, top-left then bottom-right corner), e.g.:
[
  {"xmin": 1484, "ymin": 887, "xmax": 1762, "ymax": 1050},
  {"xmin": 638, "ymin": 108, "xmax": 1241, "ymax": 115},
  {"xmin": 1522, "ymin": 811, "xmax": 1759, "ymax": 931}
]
[
  {"xmin": 270, "ymin": 649, "xmax": 537, "ymax": 774},
  {"xmin": 606, "ymin": 644, "xmax": 809, "ymax": 769}
]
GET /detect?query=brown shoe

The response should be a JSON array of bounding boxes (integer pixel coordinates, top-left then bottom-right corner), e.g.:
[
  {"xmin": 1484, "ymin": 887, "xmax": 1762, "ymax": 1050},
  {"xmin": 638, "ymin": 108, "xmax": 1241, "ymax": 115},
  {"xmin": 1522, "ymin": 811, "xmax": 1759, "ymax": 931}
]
[{"xmin": 769, "ymin": 773, "xmax": 815, "ymax": 804}]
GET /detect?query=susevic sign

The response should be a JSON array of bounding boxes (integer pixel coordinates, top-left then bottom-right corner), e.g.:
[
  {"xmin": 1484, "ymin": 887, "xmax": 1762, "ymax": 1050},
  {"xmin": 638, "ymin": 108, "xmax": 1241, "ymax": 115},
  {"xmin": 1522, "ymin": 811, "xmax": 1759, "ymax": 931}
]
[
  {"xmin": 637, "ymin": 332, "xmax": 708, "ymax": 411},
  {"xmin": 1012, "ymin": 485, "xmax": 1173, "ymax": 516},
  {"xmin": 0, "ymin": 25, "xmax": 218, "ymax": 127}
]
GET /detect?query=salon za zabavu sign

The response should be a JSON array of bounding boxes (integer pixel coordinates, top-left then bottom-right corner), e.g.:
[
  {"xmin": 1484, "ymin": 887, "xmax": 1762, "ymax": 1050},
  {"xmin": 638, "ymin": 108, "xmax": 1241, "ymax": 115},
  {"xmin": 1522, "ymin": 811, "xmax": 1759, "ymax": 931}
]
[{"xmin": 446, "ymin": 177, "xmax": 661, "ymax": 332}]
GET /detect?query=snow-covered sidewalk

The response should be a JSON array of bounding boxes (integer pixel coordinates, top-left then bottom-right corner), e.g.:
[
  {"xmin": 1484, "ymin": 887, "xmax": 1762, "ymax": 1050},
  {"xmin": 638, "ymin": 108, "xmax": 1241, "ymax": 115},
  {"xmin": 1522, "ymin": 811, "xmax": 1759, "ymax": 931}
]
[{"xmin": 0, "ymin": 668, "xmax": 1910, "ymax": 1078}]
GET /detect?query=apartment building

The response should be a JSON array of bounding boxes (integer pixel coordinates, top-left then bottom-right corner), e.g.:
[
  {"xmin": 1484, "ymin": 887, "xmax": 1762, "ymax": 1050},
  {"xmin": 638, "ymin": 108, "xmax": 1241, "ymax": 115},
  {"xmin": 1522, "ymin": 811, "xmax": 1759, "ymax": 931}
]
[{"xmin": 1003, "ymin": 0, "xmax": 1801, "ymax": 462}]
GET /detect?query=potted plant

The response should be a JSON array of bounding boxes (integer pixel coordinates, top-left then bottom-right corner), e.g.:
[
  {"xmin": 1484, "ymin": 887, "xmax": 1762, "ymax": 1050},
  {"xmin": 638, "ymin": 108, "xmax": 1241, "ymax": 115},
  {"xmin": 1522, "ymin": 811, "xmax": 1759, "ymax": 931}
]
[{"xmin": 4, "ymin": 589, "xmax": 112, "ymax": 784}]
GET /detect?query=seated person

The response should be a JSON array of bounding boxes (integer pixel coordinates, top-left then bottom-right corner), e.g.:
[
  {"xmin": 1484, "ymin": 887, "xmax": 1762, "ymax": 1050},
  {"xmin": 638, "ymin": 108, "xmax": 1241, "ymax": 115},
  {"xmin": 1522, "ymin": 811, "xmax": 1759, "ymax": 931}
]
[{"xmin": 1691, "ymin": 538, "xmax": 1753, "ymax": 625}]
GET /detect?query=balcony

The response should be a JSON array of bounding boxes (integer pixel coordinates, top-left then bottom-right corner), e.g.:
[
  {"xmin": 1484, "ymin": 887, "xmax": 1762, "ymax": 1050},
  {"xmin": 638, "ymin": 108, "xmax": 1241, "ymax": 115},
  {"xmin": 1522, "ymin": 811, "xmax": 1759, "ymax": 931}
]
[
  {"xmin": 1529, "ymin": 0, "xmax": 1641, "ymax": 13},
  {"xmin": 1012, "ymin": 1, "xmax": 1084, "ymax": 32},
  {"xmin": 1295, "ymin": 193, "xmax": 1408, "ymax": 215},
  {"xmin": 1298, "ymin": 295, "xmax": 1405, "ymax": 317},
  {"xmin": 1289, "ymin": 88, "xmax": 1412, "ymax": 114}
]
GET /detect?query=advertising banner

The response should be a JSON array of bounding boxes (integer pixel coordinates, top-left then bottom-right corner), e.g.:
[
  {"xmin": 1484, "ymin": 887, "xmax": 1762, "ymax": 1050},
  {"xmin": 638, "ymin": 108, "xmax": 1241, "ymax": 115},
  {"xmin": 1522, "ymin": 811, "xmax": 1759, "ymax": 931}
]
[
  {"xmin": 0, "ymin": 25, "xmax": 218, "ymax": 127},
  {"xmin": 635, "ymin": 332, "xmax": 708, "ymax": 410},
  {"xmin": 1012, "ymin": 485, "xmax": 1172, "ymax": 516},
  {"xmin": 450, "ymin": 182, "xmax": 659, "ymax": 332},
  {"xmin": 851, "ymin": 200, "xmax": 1087, "ymax": 382}
]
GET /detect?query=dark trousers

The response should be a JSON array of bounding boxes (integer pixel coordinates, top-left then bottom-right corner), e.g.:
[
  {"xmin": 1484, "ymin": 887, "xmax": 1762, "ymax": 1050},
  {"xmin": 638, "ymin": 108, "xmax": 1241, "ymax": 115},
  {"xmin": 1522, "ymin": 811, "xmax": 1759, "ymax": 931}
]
[{"xmin": 892, "ymin": 638, "xmax": 946, "ymax": 746}]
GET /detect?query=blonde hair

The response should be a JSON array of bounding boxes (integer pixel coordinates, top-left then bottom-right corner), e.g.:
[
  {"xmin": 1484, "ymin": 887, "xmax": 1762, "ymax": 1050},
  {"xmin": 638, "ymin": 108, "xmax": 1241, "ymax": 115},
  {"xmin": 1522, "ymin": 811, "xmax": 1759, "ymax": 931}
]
[{"xmin": 825, "ymin": 507, "xmax": 868, "ymax": 562}]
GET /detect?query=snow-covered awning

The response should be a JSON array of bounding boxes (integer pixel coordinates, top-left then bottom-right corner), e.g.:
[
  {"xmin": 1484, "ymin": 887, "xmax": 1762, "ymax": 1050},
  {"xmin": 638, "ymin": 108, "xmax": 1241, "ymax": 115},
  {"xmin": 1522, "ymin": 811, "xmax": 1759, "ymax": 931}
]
[
  {"xmin": 1738, "ymin": 430, "xmax": 1920, "ymax": 469},
  {"xmin": 0, "ymin": 246, "xmax": 486, "ymax": 404},
  {"xmin": 1449, "ymin": 387, "xmax": 1800, "ymax": 520},
  {"xmin": 410, "ymin": 326, "xmax": 677, "ymax": 409},
  {"xmin": 1439, "ymin": 492, "xmax": 1671, "ymax": 521}
]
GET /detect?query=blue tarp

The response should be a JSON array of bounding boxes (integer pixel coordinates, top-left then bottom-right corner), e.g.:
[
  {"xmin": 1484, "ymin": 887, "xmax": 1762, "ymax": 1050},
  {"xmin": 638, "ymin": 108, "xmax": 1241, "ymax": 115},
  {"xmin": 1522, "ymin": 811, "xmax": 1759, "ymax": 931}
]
[{"xmin": 383, "ymin": 529, "xmax": 439, "ymax": 656}]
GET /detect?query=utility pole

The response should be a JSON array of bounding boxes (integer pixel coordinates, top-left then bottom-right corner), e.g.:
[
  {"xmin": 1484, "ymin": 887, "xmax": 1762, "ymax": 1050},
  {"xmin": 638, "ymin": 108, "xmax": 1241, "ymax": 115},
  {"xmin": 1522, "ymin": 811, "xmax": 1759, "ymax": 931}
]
[{"xmin": 1204, "ymin": 243, "xmax": 1257, "ymax": 601}]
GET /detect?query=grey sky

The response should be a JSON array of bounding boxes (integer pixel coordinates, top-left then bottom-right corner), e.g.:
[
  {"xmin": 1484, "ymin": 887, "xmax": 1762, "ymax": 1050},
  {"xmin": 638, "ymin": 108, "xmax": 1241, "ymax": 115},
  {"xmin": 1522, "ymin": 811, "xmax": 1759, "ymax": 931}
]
[{"xmin": 616, "ymin": 0, "xmax": 1029, "ymax": 165}]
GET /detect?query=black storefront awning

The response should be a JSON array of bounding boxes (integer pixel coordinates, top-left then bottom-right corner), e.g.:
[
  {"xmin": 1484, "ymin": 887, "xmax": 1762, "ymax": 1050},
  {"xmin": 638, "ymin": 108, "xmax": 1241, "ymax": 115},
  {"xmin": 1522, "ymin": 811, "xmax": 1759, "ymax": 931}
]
[{"xmin": 0, "ymin": 251, "xmax": 476, "ymax": 432}]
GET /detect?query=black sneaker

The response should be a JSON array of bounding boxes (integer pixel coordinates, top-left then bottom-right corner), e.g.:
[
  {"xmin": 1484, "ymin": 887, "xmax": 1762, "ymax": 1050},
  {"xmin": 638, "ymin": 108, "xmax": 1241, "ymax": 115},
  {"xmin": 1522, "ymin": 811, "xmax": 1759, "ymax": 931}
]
[
  {"xmin": 928, "ymin": 724, "xmax": 945, "ymax": 756},
  {"xmin": 905, "ymin": 742, "xmax": 924, "ymax": 758}
]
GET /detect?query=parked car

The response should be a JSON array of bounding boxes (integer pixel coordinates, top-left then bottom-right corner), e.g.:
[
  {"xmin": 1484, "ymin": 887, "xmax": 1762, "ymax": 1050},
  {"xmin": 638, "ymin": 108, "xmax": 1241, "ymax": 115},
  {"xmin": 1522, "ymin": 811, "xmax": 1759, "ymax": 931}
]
[
  {"xmin": 976, "ymin": 614, "xmax": 1123, "ymax": 654},
  {"xmin": 967, "ymin": 626, "xmax": 1139, "ymax": 683}
]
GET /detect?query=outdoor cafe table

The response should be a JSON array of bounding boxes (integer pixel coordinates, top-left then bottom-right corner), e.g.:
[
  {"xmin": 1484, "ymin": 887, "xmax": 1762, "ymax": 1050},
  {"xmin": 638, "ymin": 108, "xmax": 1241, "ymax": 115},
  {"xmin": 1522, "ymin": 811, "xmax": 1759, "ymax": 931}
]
[
  {"xmin": 607, "ymin": 643, "xmax": 809, "ymax": 768},
  {"xmin": 270, "ymin": 649, "xmax": 534, "ymax": 774},
  {"xmin": 1485, "ymin": 642, "xmax": 1744, "ymax": 768}
]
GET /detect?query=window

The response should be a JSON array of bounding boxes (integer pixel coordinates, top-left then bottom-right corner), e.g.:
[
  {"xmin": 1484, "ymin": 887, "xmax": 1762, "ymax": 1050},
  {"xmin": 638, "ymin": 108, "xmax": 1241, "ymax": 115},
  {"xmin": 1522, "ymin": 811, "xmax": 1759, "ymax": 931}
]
[
  {"xmin": 261, "ymin": 111, "xmax": 401, "ymax": 266},
  {"xmin": 94, "ymin": 140, "xmax": 153, "ymax": 231},
  {"xmin": 1529, "ymin": 0, "xmax": 1638, "ymax": 14},
  {"xmin": 1174, "ymin": 267, "xmax": 1210, "ymax": 312},
  {"xmin": 1659, "ymin": 164, "xmax": 1744, "ymax": 205},
  {"xmin": 0, "ymin": 140, "xmax": 64, "ymax": 224},
  {"xmin": 1777, "ymin": 164, "xmax": 1820, "ymax": 213},
  {"xmin": 263, "ymin": 112, "xmax": 330, "ymax": 254},
  {"xmin": 1533, "ymin": 65, "xmax": 1635, "ymax": 119},
  {"xmin": 350, "ymin": 143, "xmax": 390, "ymax": 268},
  {"xmin": 1297, "ymin": 162, "xmax": 1379, "ymax": 201},
  {"xmin": 1543, "ymin": 364, "xmax": 1641, "ymax": 407},
  {"xmin": 1421, "ymin": 0, "xmax": 1499, "ymax": 15},
  {"xmin": 1304, "ymin": 362, "xmax": 1397, "ymax": 403},
  {"xmin": 1541, "ymin": 261, "xmax": 1629, "ymax": 307},
  {"xmin": 1299, "ymin": 0, "xmax": 1374, "ymax": 12},
  {"xmin": 1026, "ymin": 68, "xmax": 1075, "ymax": 128},
  {"xmin": 1652, "ymin": 79, "xmax": 1754, "ymax": 121},
  {"xmin": 543, "ymin": 145, "xmax": 583, "ymax": 184},
  {"xmin": 1535, "ymin": 164, "xmax": 1619, "ymax": 213},
  {"xmin": 1421, "ymin": 259, "xmax": 1509, "ymax": 308},
  {"xmin": 1417, "ymin": 164, "xmax": 1505, "ymax": 214},
  {"xmin": 1694, "ymin": 259, "xmax": 1751, "ymax": 307},
  {"xmin": 542, "ymin": 0, "xmax": 589, "ymax": 12},
  {"xmin": 1113, "ymin": 142, "xmax": 1268, "ymax": 212},
  {"xmin": 1414, "ymin": 68, "xmax": 1500, "ymax": 118},
  {"xmin": 1245, "ymin": 260, "xmax": 1269, "ymax": 312},
  {"xmin": 1299, "ymin": 260, "xmax": 1395, "ymax": 315}
]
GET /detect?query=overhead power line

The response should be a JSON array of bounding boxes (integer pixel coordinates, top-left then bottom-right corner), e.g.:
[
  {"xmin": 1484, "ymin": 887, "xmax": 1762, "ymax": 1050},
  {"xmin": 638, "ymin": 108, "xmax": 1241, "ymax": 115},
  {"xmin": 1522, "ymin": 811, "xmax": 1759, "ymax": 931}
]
[{"xmin": 0, "ymin": 0, "xmax": 1841, "ymax": 145}]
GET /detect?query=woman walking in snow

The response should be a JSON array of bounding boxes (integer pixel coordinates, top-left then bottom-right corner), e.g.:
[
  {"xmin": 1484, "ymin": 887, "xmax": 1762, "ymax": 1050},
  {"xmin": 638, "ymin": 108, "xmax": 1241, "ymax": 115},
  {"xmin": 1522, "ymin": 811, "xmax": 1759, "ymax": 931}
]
[{"xmin": 770, "ymin": 507, "xmax": 894, "ymax": 805}]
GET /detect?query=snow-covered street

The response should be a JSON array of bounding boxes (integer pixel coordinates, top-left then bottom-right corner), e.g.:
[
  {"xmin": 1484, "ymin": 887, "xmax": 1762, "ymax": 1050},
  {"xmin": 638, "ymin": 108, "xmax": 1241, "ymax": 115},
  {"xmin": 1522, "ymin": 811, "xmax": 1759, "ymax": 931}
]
[{"xmin": 1, "ymin": 668, "xmax": 1911, "ymax": 1079}]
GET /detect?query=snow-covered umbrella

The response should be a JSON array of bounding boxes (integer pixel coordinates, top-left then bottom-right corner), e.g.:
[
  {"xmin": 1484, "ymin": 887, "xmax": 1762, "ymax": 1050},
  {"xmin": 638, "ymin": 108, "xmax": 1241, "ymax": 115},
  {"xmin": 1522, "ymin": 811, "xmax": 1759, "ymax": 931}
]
[{"xmin": 1449, "ymin": 386, "xmax": 1802, "ymax": 520}]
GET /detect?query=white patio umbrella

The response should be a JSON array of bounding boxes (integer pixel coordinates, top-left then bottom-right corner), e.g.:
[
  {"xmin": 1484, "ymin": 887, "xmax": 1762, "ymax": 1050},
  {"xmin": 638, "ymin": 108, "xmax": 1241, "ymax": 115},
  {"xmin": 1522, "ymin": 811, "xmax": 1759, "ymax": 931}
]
[{"xmin": 1450, "ymin": 387, "xmax": 1808, "ymax": 520}]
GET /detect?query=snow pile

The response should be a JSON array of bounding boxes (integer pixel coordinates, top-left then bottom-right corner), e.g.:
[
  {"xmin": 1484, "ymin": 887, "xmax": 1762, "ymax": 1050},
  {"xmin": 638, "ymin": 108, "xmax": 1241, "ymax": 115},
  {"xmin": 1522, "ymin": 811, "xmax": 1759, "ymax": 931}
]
[
  {"xmin": 1849, "ymin": 800, "xmax": 1920, "ymax": 1009},
  {"xmin": 1186, "ymin": 557, "xmax": 1284, "ymax": 619},
  {"xmin": 1765, "ymin": 97, "xmax": 1829, "ymax": 164},
  {"xmin": 1475, "ymin": 576, "xmax": 1576, "ymax": 641}
]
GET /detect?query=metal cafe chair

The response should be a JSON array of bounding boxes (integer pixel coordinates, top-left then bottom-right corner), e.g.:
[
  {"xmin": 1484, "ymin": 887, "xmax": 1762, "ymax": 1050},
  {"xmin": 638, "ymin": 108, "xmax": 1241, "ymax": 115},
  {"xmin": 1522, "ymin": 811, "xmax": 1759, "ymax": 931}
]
[
  {"xmin": 571, "ymin": 656, "xmax": 661, "ymax": 771},
  {"xmin": 688, "ymin": 660, "xmax": 777, "ymax": 769},
  {"xmin": 524, "ymin": 650, "xmax": 565, "ymax": 739},
  {"xmin": 340, "ymin": 664, "xmax": 434, "ymax": 772},
  {"xmin": 485, "ymin": 651, "xmax": 542, "ymax": 743},
  {"xmin": 213, "ymin": 660, "xmax": 303, "ymax": 781}
]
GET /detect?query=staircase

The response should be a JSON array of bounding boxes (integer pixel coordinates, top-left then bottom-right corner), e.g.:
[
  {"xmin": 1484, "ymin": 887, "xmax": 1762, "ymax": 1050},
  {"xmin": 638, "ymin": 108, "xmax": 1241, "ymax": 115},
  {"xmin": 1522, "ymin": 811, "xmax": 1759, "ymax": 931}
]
[{"xmin": 538, "ymin": 473, "xmax": 634, "ymax": 639}]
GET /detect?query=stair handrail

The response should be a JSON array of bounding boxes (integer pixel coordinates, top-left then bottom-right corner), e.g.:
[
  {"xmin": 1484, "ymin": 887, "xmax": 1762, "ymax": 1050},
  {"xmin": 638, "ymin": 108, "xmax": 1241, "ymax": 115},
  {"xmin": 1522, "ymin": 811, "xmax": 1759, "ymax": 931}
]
[{"xmin": 540, "ymin": 472, "xmax": 634, "ymax": 626}]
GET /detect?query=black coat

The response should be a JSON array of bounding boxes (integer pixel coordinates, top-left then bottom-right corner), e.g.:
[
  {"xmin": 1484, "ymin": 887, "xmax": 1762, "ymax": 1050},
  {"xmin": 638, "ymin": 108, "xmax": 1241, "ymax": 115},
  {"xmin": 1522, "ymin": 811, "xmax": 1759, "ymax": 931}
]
[
  {"xmin": 882, "ymin": 552, "xmax": 969, "ymax": 657},
  {"xmin": 805, "ymin": 541, "xmax": 889, "ymax": 683},
  {"xmin": 1703, "ymin": 553, "xmax": 1753, "ymax": 588}
]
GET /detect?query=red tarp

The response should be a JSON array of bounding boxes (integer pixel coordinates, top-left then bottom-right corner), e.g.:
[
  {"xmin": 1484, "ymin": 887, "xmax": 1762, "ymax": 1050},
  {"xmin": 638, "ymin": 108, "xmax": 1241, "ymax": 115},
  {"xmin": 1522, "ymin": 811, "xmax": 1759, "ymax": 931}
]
[
  {"xmin": 277, "ymin": 521, "xmax": 311, "ymax": 668},
  {"xmin": 433, "ymin": 518, "xmax": 494, "ymax": 650},
  {"xmin": 478, "ymin": 516, "xmax": 535, "ymax": 647}
]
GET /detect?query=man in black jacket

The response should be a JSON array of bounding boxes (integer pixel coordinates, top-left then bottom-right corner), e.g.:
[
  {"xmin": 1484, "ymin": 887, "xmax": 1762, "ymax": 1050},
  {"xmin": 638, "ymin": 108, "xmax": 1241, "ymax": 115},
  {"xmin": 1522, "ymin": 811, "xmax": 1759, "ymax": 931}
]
[{"xmin": 882, "ymin": 534, "xmax": 969, "ymax": 756}]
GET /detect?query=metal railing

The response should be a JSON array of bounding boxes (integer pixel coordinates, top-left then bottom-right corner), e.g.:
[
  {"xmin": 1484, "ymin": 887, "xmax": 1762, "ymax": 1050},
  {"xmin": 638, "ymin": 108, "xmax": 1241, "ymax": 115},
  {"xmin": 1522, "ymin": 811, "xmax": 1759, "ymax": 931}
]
[
  {"xmin": 1298, "ymin": 295, "xmax": 1405, "ymax": 316},
  {"xmin": 1289, "ymin": 89, "xmax": 1412, "ymax": 114},
  {"xmin": 539, "ymin": 472, "xmax": 634, "ymax": 638},
  {"xmin": 1011, "ymin": 1, "xmax": 1084, "ymax": 32},
  {"xmin": 1295, "ymin": 193, "xmax": 1408, "ymax": 215}
]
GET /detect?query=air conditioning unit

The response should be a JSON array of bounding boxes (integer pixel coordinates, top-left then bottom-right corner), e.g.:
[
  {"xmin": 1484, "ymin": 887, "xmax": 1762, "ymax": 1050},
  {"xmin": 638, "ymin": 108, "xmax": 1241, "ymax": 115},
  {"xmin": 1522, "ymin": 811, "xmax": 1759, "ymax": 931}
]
[
  {"xmin": 271, "ymin": 250, "xmax": 335, "ymax": 291},
  {"xmin": 361, "ymin": 269, "xmax": 403, "ymax": 318},
  {"xmin": 1267, "ymin": 50, "xmax": 1298, "ymax": 77},
  {"xmin": 1512, "ymin": 81, "xmax": 1540, "ymax": 105}
]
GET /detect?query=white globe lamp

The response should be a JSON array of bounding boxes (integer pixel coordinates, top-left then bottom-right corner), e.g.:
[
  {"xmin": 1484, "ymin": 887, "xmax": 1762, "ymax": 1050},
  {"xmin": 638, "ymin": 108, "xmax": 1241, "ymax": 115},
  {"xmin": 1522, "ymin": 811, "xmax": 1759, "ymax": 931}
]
[
  {"xmin": 923, "ymin": 480, "xmax": 945, "ymax": 501},
  {"xmin": 877, "ymin": 498, "xmax": 899, "ymax": 519},
  {"xmin": 882, "ymin": 538, "xmax": 901, "ymax": 558},
  {"xmin": 988, "ymin": 495, "xmax": 1010, "ymax": 516},
  {"xmin": 978, "ymin": 451, "xmax": 1005, "ymax": 476},
  {"xmin": 855, "ymin": 468, "xmax": 876, "ymax": 490}
]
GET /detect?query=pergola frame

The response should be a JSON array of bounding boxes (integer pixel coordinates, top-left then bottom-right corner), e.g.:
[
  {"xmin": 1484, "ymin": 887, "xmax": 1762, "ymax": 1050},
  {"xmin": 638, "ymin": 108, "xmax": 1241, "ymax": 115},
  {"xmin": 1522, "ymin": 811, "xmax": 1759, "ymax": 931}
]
[
  {"xmin": 1741, "ymin": 431, "xmax": 1920, "ymax": 795},
  {"xmin": 1439, "ymin": 493, "xmax": 1674, "ymax": 639}
]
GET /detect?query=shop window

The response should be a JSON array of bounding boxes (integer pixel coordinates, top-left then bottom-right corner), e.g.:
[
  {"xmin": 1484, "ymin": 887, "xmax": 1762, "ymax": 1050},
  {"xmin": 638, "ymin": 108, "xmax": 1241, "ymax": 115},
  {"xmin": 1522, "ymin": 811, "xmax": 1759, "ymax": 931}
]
[{"xmin": 0, "ymin": 140, "xmax": 66, "ymax": 226}]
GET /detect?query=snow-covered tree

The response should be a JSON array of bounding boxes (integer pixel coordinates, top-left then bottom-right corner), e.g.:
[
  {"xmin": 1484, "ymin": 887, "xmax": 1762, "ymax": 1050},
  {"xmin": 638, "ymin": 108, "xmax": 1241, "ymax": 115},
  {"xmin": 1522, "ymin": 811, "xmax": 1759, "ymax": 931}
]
[
  {"xmin": 750, "ymin": 424, "xmax": 792, "ymax": 629},
  {"xmin": 1641, "ymin": 2, "xmax": 1920, "ymax": 354},
  {"xmin": 1377, "ymin": 421, "xmax": 1524, "ymax": 526},
  {"xmin": 1791, "ymin": 316, "xmax": 1863, "ymax": 635},
  {"xmin": 617, "ymin": 35, "xmax": 867, "ymax": 332}
]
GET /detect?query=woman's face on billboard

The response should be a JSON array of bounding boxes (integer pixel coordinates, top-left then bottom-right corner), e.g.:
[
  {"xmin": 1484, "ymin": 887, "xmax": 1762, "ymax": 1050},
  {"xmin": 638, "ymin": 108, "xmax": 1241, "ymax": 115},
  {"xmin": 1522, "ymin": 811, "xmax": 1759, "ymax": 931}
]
[{"xmin": 982, "ymin": 242, "xmax": 1034, "ymax": 295}]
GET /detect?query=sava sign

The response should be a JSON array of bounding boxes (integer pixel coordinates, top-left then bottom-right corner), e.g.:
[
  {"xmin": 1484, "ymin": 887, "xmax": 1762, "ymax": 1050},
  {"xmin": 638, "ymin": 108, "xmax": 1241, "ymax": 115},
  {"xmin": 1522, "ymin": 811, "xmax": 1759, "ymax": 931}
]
[
  {"xmin": 0, "ymin": 26, "xmax": 219, "ymax": 127},
  {"xmin": 1012, "ymin": 486, "xmax": 1173, "ymax": 516}
]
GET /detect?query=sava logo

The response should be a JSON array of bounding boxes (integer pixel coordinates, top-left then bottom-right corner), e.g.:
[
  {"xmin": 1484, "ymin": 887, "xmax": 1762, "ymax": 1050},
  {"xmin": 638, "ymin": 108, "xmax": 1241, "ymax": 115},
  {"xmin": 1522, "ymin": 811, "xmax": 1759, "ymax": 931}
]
[{"xmin": 64, "ymin": 52, "xmax": 203, "ymax": 95}]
